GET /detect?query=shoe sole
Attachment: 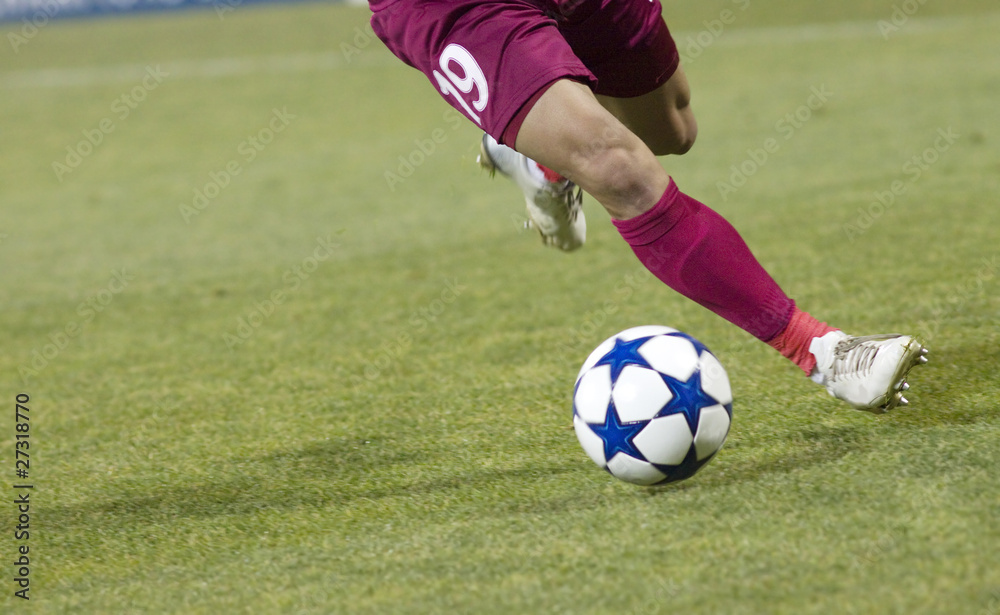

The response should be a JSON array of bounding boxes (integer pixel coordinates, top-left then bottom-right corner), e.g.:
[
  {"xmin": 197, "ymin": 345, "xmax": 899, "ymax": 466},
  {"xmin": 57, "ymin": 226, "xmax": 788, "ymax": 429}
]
[{"xmin": 872, "ymin": 338, "xmax": 929, "ymax": 413}]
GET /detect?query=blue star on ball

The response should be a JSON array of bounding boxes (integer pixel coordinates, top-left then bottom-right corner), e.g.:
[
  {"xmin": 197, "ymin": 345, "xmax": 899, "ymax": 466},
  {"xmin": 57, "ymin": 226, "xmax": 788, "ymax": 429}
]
[
  {"xmin": 592, "ymin": 336, "xmax": 655, "ymax": 381},
  {"xmin": 656, "ymin": 367, "xmax": 721, "ymax": 433},
  {"xmin": 588, "ymin": 403, "xmax": 648, "ymax": 463}
]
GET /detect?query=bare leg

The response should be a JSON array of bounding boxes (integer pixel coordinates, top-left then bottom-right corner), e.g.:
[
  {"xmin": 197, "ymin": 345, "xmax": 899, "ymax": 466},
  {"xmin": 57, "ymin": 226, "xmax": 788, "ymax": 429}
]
[
  {"xmin": 597, "ymin": 65, "xmax": 698, "ymax": 156},
  {"xmin": 511, "ymin": 76, "xmax": 796, "ymax": 344},
  {"xmin": 514, "ymin": 79, "xmax": 669, "ymax": 220},
  {"xmin": 502, "ymin": 76, "xmax": 926, "ymax": 412}
]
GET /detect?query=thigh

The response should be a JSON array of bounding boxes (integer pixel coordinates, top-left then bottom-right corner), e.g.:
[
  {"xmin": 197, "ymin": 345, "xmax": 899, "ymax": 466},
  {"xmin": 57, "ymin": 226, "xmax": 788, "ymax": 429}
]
[
  {"xmin": 370, "ymin": 0, "xmax": 597, "ymax": 143},
  {"xmin": 596, "ymin": 65, "xmax": 697, "ymax": 156},
  {"xmin": 515, "ymin": 79, "xmax": 671, "ymax": 220}
]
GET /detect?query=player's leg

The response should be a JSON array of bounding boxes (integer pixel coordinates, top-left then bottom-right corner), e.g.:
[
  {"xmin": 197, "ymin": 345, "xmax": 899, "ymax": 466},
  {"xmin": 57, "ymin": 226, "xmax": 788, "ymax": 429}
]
[
  {"xmin": 514, "ymin": 77, "xmax": 926, "ymax": 411},
  {"xmin": 479, "ymin": 3, "xmax": 695, "ymax": 248},
  {"xmin": 515, "ymin": 78, "xmax": 793, "ymax": 335},
  {"xmin": 478, "ymin": 76, "xmax": 666, "ymax": 248},
  {"xmin": 541, "ymin": 1, "xmax": 926, "ymax": 410},
  {"xmin": 369, "ymin": 0, "xmax": 926, "ymax": 412},
  {"xmin": 372, "ymin": 0, "xmax": 602, "ymax": 251},
  {"xmin": 556, "ymin": 0, "xmax": 695, "ymax": 156},
  {"xmin": 513, "ymin": 79, "xmax": 669, "ymax": 221},
  {"xmin": 595, "ymin": 64, "xmax": 698, "ymax": 156}
]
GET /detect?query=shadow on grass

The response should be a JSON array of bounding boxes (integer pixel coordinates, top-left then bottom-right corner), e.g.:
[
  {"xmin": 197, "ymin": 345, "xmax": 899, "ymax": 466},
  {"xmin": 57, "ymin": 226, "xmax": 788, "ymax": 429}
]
[
  {"xmin": 886, "ymin": 342, "xmax": 999, "ymax": 427},
  {"xmin": 41, "ymin": 437, "xmax": 582, "ymax": 532},
  {"xmin": 43, "ymin": 423, "xmax": 869, "ymax": 532},
  {"xmin": 43, "ymin": 346, "xmax": 995, "ymax": 530},
  {"xmin": 652, "ymin": 422, "xmax": 875, "ymax": 494}
]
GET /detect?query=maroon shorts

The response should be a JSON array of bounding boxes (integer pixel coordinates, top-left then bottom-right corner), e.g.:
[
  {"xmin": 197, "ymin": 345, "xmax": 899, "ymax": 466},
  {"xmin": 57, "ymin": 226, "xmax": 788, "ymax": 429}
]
[{"xmin": 370, "ymin": 0, "xmax": 679, "ymax": 146}]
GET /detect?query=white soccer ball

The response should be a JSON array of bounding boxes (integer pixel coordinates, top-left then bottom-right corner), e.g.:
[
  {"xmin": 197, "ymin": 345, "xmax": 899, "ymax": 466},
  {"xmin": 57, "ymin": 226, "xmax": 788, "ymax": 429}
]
[{"xmin": 573, "ymin": 326, "xmax": 733, "ymax": 486}]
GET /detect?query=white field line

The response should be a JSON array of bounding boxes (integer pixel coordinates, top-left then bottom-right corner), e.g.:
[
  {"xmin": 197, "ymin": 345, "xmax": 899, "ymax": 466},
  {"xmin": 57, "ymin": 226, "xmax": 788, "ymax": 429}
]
[
  {"xmin": 0, "ymin": 49, "xmax": 397, "ymax": 89},
  {"xmin": 680, "ymin": 11, "xmax": 997, "ymax": 47},
  {"xmin": 1, "ymin": 11, "xmax": 997, "ymax": 90}
]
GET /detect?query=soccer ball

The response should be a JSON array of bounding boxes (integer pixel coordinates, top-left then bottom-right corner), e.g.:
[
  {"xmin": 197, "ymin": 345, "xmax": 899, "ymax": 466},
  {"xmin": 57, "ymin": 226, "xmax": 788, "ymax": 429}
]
[{"xmin": 573, "ymin": 325, "xmax": 733, "ymax": 486}]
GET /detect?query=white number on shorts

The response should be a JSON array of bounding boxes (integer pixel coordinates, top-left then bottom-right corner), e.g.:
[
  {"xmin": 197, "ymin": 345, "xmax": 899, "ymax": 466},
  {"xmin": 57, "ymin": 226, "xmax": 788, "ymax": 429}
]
[{"xmin": 432, "ymin": 44, "xmax": 489, "ymax": 125}]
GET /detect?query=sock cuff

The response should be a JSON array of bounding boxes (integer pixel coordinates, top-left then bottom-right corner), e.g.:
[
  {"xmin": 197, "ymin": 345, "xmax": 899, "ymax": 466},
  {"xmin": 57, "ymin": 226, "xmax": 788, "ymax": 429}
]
[
  {"xmin": 766, "ymin": 306, "xmax": 838, "ymax": 374},
  {"xmin": 535, "ymin": 163, "xmax": 566, "ymax": 183},
  {"xmin": 612, "ymin": 180, "xmax": 685, "ymax": 246}
]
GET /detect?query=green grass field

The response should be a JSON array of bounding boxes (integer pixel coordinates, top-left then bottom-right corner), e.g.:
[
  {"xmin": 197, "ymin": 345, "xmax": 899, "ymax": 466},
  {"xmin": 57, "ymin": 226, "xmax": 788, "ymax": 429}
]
[{"xmin": 2, "ymin": 1, "xmax": 999, "ymax": 612}]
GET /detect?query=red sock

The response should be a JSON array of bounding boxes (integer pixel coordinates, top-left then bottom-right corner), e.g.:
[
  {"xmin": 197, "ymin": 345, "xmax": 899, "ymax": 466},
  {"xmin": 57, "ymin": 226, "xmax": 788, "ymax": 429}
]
[
  {"xmin": 765, "ymin": 307, "xmax": 838, "ymax": 374},
  {"xmin": 537, "ymin": 163, "xmax": 565, "ymax": 183},
  {"xmin": 613, "ymin": 180, "xmax": 795, "ymax": 342}
]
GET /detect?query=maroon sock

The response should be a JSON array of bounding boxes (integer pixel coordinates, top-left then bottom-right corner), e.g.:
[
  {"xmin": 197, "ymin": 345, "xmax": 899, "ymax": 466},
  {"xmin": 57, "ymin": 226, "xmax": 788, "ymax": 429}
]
[
  {"xmin": 613, "ymin": 180, "xmax": 795, "ymax": 342},
  {"xmin": 766, "ymin": 306, "xmax": 839, "ymax": 374}
]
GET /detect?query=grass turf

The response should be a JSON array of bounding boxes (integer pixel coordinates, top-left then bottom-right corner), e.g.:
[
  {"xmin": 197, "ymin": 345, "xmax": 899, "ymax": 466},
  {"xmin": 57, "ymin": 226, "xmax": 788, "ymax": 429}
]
[{"xmin": 2, "ymin": 1, "xmax": 999, "ymax": 612}]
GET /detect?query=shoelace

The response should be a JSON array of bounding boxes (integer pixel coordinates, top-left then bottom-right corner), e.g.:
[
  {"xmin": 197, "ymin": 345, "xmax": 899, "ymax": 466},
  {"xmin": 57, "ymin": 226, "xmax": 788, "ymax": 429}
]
[
  {"xmin": 563, "ymin": 185, "xmax": 583, "ymax": 222},
  {"xmin": 831, "ymin": 338, "xmax": 880, "ymax": 379}
]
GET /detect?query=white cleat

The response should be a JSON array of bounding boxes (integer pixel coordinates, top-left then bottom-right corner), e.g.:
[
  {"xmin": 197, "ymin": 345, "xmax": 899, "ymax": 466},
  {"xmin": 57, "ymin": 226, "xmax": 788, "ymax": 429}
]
[
  {"xmin": 809, "ymin": 332, "xmax": 928, "ymax": 413},
  {"xmin": 477, "ymin": 134, "xmax": 586, "ymax": 252}
]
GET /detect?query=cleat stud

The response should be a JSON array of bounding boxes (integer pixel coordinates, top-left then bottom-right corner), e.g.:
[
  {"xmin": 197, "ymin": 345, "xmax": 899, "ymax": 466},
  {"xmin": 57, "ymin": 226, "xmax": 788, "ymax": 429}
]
[
  {"xmin": 920, "ymin": 347, "xmax": 929, "ymax": 355},
  {"xmin": 918, "ymin": 356, "xmax": 929, "ymax": 364},
  {"xmin": 901, "ymin": 382, "xmax": 910, "ymax": 391},
  {"xmin": 898, "ymin": 396, "xmax": 909, "ymax": 406}
]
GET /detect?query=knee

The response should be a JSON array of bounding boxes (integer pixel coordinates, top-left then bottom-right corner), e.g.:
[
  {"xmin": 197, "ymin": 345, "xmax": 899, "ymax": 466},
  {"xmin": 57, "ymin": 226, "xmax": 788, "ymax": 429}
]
[
  {"xmin": 671, "ymin": 122, "xmax": 698, "ymax": 155},
  {"xmin": 571, "ymin": 137, "xmax": 666, "ymax": 218},
  {"xmin": 650, "ymin": 132, "xmax": 696, "ymax": 157},
  {"xmin": 590, "ymin": 147, "xmax": 644, "ymax": 195},
  {"xmin": 649, "ymin": 116, "xmax": 698, "ymax": 157}
]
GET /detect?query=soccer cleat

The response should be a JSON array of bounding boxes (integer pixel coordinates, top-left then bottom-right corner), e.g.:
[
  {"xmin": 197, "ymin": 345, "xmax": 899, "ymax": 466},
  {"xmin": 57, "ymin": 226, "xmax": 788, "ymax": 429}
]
[
  {"xmin": 809, "ymin": 331, "xmax": 928, "ymax": 413},
  {"xmin": 477, "ymin": 134, "xmax": 586, "ymax": 251}
]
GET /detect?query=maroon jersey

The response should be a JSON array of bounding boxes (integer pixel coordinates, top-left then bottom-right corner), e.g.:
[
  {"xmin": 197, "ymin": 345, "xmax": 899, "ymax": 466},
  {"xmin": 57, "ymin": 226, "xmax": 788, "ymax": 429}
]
[{"xmin": 369, "ymin": 0, "xmax": 678, "ymax": 143}]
